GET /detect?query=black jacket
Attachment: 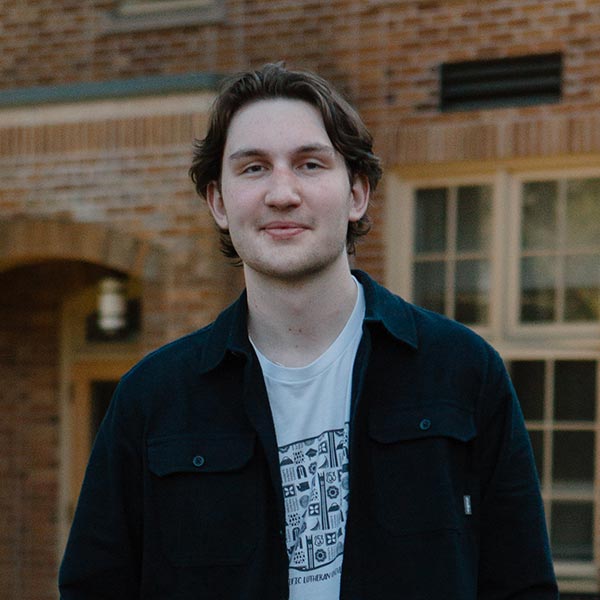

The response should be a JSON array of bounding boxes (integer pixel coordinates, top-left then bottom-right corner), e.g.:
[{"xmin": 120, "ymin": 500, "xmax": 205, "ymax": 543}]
[{"xmin": 59, "ymin": 271, "xmax": 558, "ymax": 599}]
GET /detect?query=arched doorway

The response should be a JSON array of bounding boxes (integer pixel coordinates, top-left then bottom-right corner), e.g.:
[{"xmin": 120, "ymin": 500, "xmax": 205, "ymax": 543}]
[{"xmin": 0, "ymin": 220, "xmax": 167, "ymax": 600}]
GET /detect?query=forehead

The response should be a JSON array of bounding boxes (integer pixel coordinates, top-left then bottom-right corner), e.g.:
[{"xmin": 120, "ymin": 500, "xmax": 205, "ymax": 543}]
[{"xmin": 224, "ymin": 98, "xmax": 332, "ymax": 152}]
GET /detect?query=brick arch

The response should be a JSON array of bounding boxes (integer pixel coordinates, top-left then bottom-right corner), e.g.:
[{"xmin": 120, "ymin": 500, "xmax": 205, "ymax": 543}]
[
  {"xmin": 0, "ymin": 217, "xmax": 166, "ymax": 281},
  {"xmin": 0, "ymin": 221, "xmax": 170, "ymax": 598}
]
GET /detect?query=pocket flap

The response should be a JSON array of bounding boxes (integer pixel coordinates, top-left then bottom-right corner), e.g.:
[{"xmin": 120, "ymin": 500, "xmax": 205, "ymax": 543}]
[
  {"xmin": 147, "ymin": 433, "xmax": 255, "ymax": 476},
  {"xmin": 369, "ymin": 402, "xmax": 476, "ymax": 444}
]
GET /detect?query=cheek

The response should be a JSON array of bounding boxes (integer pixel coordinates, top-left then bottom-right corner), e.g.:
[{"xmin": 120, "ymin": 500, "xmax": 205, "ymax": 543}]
[{"xmin": 219, "ymin": 185, "xmax": 255, "ymax": 222}]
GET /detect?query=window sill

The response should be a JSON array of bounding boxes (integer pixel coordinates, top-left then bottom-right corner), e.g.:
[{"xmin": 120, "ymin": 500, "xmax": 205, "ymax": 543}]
[
  {"xmin": 555, "ymin": 560, "xmax": 598, "ymax": 594},
  {"xmin": 105, "ymin": 2, "xmax": 225, "ymax": 33}
]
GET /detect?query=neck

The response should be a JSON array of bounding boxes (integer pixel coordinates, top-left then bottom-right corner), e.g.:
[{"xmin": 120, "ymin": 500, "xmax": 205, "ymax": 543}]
[{"xmin": 245, "ymin": 259, "xmax": 358, "ymax": 367}]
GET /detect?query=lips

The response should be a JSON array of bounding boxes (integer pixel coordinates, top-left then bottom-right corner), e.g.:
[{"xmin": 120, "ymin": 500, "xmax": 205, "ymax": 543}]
[{"xmin": 262, "ymin": 221, "xmax": 309, "ymax": 239}]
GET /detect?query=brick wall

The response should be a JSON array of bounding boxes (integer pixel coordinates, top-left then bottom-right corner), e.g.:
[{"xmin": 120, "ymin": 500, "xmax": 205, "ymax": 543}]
[
  {"xmin": 0, "ymin": 1, "xmax": 590, "ymax": 102},
  {"xmin": 3, "ymin": 0, "xmax": 600, "ymax": 596},
  {"xmin": 3, "ymin": 0, "xmax": 600, "ymax": 279},
  {"xmin": 0, "ymin": 99, "xmax": 243, "ymax": 339},
  {"xmin": 0, "ymin": 98, "xmax": 242, "ymax": 597},
  {"xmin": 4, "ymin": 1, "xmax": 600, "ymax": 146},
  {"xmin": 0, "ymin": 263, "xmax": 112, "ymax": 599}
]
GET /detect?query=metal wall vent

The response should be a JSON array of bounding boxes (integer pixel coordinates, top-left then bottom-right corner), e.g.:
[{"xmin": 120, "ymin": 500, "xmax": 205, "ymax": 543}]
[{"xmin": 440, "ymin": 53, "xmax": 562, "ymax": 112}]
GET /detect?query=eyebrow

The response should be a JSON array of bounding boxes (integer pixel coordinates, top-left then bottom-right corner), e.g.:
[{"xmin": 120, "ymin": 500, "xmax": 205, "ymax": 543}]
[{"xmin": 227, "ymin": 143, "xmax": 336, "ymax": 162}]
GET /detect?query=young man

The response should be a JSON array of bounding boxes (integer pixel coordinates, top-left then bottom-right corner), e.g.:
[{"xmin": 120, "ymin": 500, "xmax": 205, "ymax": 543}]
[{"xmin": 59, "ymin": 63, "xmax": 558, "ymax": 599}]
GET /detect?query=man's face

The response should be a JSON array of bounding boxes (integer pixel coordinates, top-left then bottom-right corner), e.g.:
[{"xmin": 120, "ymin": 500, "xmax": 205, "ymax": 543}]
[{"xmin": 206, "ymin": 98, "xmax": 369, "ymax": 283}]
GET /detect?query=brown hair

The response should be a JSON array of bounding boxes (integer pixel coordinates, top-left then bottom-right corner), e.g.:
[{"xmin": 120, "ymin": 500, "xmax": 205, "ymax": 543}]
[{"xmin": 189, "ymin": 62, "xmax": 382, "ymax": 259}]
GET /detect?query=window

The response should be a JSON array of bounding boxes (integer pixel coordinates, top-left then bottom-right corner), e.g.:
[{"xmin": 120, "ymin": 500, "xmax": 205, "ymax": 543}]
[
  {"xmin": 389, "ymin": 167, "xmax": 600, "ymax": 592},
  {"xmin": 119, "ymin": 0, "xmax": 215, "ymax": 16},
  {"xmin": 402, "ymin": 172, "xmax": 600, "ymax": 338},
  {"xmin": 110, "ymin": 0, "xmax": 224, "ymax": 31},
  {"xmin": 510, "ymin": 360, "xmax": 598, "ymax": 549},
  {"xmin": 70, "ymin": 362, "xmax": 134, "ymax": 519},
  {"xmin": 519, "ymin": 178, "xmax": 600, "ymax": 325},
  {"xmin": 509, "ymin": 358, "xmax": 599, "ymax": 588},
  {"xmin": 412, "ymin": 184, "xmax": 493, "ymax": 326}
]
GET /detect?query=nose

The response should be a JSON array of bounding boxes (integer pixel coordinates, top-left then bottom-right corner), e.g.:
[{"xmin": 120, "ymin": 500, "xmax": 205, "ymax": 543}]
[{"xmin": 264, "ymin": 167, "xmax": 302, "ymax": 209}]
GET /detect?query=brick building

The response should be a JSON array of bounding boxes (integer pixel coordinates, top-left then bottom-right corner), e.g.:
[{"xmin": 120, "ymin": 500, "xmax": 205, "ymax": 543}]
[{"xmin": 0, "ymin": 0, "xmax": 599, "ymax": 597}]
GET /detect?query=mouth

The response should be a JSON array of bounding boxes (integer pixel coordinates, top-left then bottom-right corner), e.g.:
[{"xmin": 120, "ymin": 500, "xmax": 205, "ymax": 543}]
[{"xmin": 262, "ymin": 221, "xmax": 309, "ymax": 239}]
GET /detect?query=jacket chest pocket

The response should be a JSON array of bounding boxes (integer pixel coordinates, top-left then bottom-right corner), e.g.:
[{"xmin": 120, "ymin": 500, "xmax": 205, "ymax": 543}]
[
  {"xmin": 368, "ymin": 403, "xmax": 476, "ymax": 537},
  {"xmin": 147, "ymin": 433, "xmax": 257, "ymax": 567}
]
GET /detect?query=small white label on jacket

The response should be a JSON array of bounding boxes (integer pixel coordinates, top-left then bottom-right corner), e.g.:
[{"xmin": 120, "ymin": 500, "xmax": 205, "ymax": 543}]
[{"xmin": 464, "ymin": 495, "xmax": 472, "ymax": 515}]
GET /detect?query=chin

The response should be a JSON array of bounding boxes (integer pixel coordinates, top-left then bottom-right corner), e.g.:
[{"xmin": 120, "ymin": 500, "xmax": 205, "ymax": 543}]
[{"xmin": 245, "ymin": 255, "xmax": 344, "ymax": 283}]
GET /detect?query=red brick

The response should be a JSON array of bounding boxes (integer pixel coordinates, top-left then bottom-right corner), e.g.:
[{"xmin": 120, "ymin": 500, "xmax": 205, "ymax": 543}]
[{"xmin": 3, "ymin": 1, "xmax": 600, "ymax": 596}]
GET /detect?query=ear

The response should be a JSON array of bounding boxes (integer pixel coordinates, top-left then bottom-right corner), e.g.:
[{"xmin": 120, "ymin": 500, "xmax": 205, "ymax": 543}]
[
  {"xmin": 348, "ymin": 174, "xmax": 370, "ymax": 223},
  {"xmin": 206, "ymin": 181, "xmax": 229, "ymax": 229}
]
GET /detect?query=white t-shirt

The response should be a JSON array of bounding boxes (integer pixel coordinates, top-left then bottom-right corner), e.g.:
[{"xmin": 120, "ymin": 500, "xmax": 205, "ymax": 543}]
[{"xmin": 252, "ymin": 280, "xmax": 365, "ymax": 600}]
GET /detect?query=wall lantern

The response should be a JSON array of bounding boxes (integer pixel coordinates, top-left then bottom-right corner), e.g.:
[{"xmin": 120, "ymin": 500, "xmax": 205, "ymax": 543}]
[
  {"xmin": 98, "ymin": 277, "xmax": 127, "ymax": 335},
  {"xmin": 86, "ymin": 275, "xmax": 140, "ymax": 342}
]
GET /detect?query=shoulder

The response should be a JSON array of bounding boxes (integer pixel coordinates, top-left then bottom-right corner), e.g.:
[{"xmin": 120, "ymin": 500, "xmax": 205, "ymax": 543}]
[
  {"xmin": 119, "ymin": 293, "xmax": 247, "ymax": 394},
  {"xmin": 411, "ymin": 302, "xmax": 494, "ymax": 358},
  {"xmin": 412, "ymin": 301, "xmax": 505, "ymax": 379},
  {"xmin": 362, "ymin": 273, "xmax": 507, "ymax": 400},
  {"xmin": 138, "ymin": 325, "xmax": 209, "ymax": 368},
  {"xmin": 359, "ymin": 269, "xmax": 498, "ymax": 370},
  {"xmin": 117, "ymin": 320, "xmax": 220, "ymax": 401}
]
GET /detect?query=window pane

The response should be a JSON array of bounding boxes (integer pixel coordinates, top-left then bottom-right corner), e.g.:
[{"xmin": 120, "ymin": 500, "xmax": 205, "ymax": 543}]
[
  {"xmin": 413, "ymin": 261, "xmax": 445, "ymax": 314},
  {"xmin": 90, "ymin": 380, "xmax": 118, "ymax": 443},
  {"xmin": 521, "ymin": 181, "xmax": 558, "ymax": 250},
  {"xmin": 528, "ymin": 429, "xmax": 544, "ymax": 483},
  {"xmin": 551, "ymin": 501, "xmax": 594, "ymax": 561},
  {"xmin": 455, "ymin": 259, "xmax": 489, "ymax": 324},
  {"xmin": 564, "ymin": 254, "xmax": 600, "ymax": 321},
  {"xmin": 552, "ymin": 431, "xmax": 594, "ymax": 487},
  {"xmin": 554, "ymin": 361, "xmax": 597, "ymax": 422},
  {"xmin": 566, "ymin": 178, "xmax": 600, "ymax": 249},
  {"xmin": 520, "ymin": 256, "xmax": 556, "ymax": 322},
  {"xmin": 456, "ymin": 185, "xmax": 492, "ymax": 252},
  {"xmin": 510, "ymin": 360, "xmax": 545, "ymax": 420},
  {"xmin": 122, "ymin": 0, "xmax": 212, "ymax": 9},
  {"xmin": 415, "ymin": 188, "xmax": 447, "ymax": 253}
]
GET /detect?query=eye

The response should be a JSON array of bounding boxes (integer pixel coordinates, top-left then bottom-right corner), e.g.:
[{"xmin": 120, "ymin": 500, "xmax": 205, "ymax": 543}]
[
  {"xmin": 300, "ymin": 160, "xmax": 323, "ymax": 171},
  {"xmin": 242, "ymin": 163, "xmax": 266, "ymax": 174}
]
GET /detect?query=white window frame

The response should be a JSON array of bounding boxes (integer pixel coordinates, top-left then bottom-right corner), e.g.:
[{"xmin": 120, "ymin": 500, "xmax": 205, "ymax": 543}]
[
  {"xmin": 109, "ymin": 0, "xmax": 224, "ymax": 32},
  {"xmin": 119, "ymin": 0, "xmax": 215, "ymax": 16},
  {"xmin": 385, "ymin": 171, "xmax": 503, "ymax": 340},
  {"xmin": 507, "ymin": 168, "xmax": 600, "ymax": 347},
  {"xmin": 387, "ymin": 167, "xmax": 600, "ymax": 345},
  {"xmin": 385, "ymin": 161, "xmax": 600, "ymax": 594},
  {"xmin": 503, "ymin": 349, "xmax": 600, "ymax": 594}
]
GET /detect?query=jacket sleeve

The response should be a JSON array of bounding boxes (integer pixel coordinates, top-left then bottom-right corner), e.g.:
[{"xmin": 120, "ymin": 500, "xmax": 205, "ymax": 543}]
[
  {"xmin": 58, "ymin": 382, "xmax": 143, "ymax": 599},
  {"xmin": 476, "ymin": 350, "xmax": 558, "ymax": 599}
]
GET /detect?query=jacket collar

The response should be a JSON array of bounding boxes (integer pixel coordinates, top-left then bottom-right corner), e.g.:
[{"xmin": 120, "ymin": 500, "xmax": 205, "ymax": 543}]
[
  {"xmin": 198, "ymin": 269, "xmax": 418, "ymax": 374},
  {"xmin": 354, "ymin": 270, "xmax": 418, "ymax": 350}
]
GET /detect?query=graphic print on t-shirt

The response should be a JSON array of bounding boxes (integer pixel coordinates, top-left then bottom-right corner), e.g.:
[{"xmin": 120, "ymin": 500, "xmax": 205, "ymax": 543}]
[{"xmin": 280, "ymin": 423, "xmax": 350, "ymax": 572}]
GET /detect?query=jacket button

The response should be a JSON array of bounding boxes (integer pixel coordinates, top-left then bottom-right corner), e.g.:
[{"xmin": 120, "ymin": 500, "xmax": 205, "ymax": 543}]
[
  {"xmin": 419, "ymin": 418, "xmax": 432, "ymax": 431},
  {"xmin": 192, "ymin": 455, "xmax": 205, "ymax": 468}
]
